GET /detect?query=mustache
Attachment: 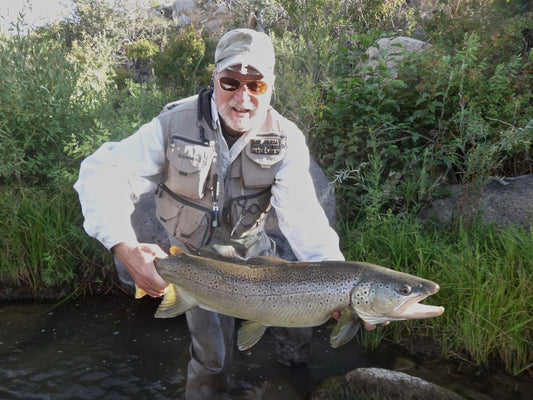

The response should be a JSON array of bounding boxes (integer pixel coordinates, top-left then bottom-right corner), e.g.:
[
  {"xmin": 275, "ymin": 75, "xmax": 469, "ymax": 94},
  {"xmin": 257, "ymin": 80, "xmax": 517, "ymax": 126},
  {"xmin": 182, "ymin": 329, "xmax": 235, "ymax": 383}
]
[{"xmin": 227, "ymin": 100, "xmax": 256, "ymax": 111}]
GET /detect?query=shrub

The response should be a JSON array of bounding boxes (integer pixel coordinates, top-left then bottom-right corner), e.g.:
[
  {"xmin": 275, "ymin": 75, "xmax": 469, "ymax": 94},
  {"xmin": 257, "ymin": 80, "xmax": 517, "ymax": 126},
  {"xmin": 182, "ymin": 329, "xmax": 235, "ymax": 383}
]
[
  {"xmin": 314, "ymin": 32, "xmax": 532, "ymax": 220},
  {"xmin": 125, "ymin": 38, "xmax": 159, "ymax": 61},
  {"xmin": 0, "ymin": 32, "xmax": 95, "ymax": 186},
  {"xmin": 152, "ymin": 25, "xmax": 212, "ymax": 95}
]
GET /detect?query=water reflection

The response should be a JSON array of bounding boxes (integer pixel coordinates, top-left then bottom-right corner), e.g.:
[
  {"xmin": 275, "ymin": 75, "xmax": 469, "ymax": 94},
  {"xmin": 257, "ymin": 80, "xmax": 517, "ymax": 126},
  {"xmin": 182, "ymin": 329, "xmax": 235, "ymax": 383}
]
[
  {"xmin": 1, "ymin": 295, "xmax": 401, "ymax": 399},
  {"xmin": 0, "ymin": 297, "xmax": 189, "ymax": 399},
  {"xmin": 0, "ymin": 295, "xmax": 528, "ymax": 399}
]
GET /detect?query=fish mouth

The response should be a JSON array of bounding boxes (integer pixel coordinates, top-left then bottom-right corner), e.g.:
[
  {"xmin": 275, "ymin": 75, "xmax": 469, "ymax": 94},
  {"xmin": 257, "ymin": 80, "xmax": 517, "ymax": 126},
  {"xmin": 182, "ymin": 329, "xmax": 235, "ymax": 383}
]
[{"xmin": 392, "ymin": 285, "xmax": 444, "ymax": 320}]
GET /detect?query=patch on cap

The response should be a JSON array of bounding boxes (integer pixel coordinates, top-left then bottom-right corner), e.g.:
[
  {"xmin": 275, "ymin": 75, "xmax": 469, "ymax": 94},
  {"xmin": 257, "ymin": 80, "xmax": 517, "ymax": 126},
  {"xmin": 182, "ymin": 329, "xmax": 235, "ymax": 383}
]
[{"xmin": 215, "ymin": 28, "xmax": 275, "ymax": 79}]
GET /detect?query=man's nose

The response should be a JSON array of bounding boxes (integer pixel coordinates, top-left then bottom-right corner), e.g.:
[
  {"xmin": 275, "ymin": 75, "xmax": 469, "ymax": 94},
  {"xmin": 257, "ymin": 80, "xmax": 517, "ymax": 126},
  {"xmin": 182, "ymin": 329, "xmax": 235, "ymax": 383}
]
[{"xmin": 234, "ymin": 83, "xmax": 251, "ymax": 102}]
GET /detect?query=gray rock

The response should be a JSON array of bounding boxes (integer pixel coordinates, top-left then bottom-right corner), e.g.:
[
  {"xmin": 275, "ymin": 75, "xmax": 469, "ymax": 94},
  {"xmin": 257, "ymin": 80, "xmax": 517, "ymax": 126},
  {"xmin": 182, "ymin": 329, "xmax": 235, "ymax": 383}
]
[
  {"xmin": 309, "ymin": 367, "xmax": 464, "ymax": 400},
  {"xmin": 419, "ymin": 174, "xmax": 533, "ymax": 231},
  {"xmin": 174, "ymin": 14, "xmax": 192, "ymax": 28},
  {"xmin": 362, "ymin": 36, "xmax": 431, "ymax": 78},
  {"xmin": 171, "ymin": 0, "xmax": 197, "ymax": 15}
]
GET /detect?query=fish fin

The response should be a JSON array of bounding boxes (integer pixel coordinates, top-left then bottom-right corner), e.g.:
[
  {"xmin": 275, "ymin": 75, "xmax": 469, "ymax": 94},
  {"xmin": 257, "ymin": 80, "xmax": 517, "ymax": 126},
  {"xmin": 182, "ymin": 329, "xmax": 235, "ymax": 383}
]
[
  {"xmin": 329, "ymin": 308, "xmax": 361, "ymax": 348},
  {"xmin": 155, "ymin": 284, "xmax": 196, "ymax": 318},
  {"xmin": 245, "ymin": 256, "xmax": 285, "ymax": 266},
  {"xmin": 135, "ymin": 284, "xmax": 148, "ymax": 299},
  {"xmin": 169, "ymin": 246, "xmax": 183, "ymax": 256},
  {"xmin": 237, "ymin": 321, "xmax": 268, "ymax": 351}
]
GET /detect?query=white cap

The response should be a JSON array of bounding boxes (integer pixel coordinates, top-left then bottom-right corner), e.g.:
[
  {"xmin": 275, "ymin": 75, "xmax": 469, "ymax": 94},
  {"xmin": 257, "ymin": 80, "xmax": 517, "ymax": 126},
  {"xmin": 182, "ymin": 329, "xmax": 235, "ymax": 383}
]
[{"xmin": 215, "ymin": 28, "xmax": 275, "ymax": 79}]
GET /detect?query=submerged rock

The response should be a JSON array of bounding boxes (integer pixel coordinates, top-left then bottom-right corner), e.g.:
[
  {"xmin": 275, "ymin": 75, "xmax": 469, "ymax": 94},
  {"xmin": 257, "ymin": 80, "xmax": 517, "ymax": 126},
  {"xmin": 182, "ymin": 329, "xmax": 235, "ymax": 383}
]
[{"xmin": 309, "ymin": 367, "xmax": 464, "ymax": 400}]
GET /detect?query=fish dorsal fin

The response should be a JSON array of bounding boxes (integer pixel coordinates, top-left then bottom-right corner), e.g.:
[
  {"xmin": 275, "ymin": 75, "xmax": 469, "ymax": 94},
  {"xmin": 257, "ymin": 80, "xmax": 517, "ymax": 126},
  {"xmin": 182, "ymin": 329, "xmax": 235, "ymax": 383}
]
[
  {"xmin": 169, "ymin": 246, "xmax": 183, "ymax": 256},
  {"xmin": 245, "ymin": 256, "xmax": 286, "ymax": 266},
  {"xmin": 237, "ymin": 321, "xmax": 268, "ymax": 350},
  {"xmin": 329, "ymin": 307, "xmax": 361, "ymax": 348},
  {"xmin": 155, "ymin": 284, "xmax": 197, "ymax": 318}
]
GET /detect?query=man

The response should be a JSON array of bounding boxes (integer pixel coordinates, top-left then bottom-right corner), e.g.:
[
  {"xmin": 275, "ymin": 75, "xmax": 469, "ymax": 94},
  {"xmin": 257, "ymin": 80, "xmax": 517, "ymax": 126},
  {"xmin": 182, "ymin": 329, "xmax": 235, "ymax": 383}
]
[{"xmin": 75, "ymin": 28, "xmax": 378, "ymax": 399}]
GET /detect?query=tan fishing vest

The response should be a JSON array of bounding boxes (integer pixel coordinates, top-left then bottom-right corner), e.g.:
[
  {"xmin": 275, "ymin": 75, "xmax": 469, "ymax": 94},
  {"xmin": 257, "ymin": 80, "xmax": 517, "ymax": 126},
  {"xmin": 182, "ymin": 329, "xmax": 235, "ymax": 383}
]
[{"xmin": 154, "ymin": 89, "xmax": 287, "ymax": 257}]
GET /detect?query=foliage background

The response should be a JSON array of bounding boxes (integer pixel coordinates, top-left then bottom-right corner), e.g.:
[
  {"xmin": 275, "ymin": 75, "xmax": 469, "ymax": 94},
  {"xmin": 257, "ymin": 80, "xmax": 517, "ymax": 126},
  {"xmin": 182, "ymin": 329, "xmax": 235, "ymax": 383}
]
[{"xmin": 0, "ymin": 0, "xmax": 531, "ymax": 376}]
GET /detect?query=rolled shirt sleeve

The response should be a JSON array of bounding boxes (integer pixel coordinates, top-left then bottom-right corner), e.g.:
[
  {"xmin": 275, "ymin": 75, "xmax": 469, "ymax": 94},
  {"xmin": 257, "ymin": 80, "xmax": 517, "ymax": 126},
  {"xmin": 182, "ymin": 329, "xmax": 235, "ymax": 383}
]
[
  {"xmin": 270, "ymin": 121, "xmax": 345, "ymax": 262},
  {"xmin": 73, "ymin": 117, "xmax": 166, "ymax": 250}
]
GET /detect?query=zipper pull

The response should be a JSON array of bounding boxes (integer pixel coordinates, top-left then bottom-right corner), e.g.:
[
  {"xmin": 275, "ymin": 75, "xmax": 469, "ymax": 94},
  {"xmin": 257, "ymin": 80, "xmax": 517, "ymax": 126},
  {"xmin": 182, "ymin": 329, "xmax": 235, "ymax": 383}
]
[{"xmin": 211, "ymin": 174, "xmax": 220, "ymax": 228}]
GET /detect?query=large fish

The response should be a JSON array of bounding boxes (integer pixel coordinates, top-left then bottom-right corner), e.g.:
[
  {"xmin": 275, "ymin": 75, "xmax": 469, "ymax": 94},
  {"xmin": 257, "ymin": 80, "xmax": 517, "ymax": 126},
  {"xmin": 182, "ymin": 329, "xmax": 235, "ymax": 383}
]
[{"xmin": 136, "ymin": 247, "xmax": 444, "ymax": 350}]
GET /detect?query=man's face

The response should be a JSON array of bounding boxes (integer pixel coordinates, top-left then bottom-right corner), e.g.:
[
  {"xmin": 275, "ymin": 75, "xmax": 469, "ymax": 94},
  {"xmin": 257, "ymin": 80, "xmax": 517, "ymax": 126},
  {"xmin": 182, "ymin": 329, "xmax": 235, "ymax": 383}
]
[{"xmin": 213, "ymin": 66, "xmax": 273, "ymax": 135}]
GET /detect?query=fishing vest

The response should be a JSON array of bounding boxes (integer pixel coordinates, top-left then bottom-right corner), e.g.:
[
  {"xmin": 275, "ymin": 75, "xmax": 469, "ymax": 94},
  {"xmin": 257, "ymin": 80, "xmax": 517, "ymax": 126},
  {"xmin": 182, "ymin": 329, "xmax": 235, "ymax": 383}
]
[{"xmin": 154, "ymin": 88, "xmax": 287, "ymax": 257}]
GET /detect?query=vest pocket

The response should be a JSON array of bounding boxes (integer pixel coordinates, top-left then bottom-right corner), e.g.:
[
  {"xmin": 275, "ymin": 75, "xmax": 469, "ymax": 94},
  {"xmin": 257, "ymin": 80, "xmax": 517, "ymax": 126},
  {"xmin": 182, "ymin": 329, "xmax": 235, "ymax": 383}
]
[
  {"xmin": 165, "ymin": 137, "xmax": 215, "ymax": 199},
  {"xmin": 228, "ymin": 188, "xmax": 272, "ymax": 238},
  {"xmin": 155, "ymin": 186, "xmax": 212, "ymax": 249},
  {"xmin": 241, "ymin": 135, "xmax": 286, "ymax": 188}
]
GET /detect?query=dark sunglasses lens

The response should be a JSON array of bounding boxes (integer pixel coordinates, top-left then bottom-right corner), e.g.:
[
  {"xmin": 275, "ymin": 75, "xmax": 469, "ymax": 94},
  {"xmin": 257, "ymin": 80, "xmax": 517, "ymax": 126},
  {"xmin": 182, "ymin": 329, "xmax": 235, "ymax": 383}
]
[
  {"xmin": 219, "ymin": 76, "xmax": 268, "ymax": 95},
  {"xmin": 246, "ymin": 80, "xmax": 268, "ymax": 95},
  {"xmin": 219, "ymin": 77, "xmax": 240, "ymax": 91}
]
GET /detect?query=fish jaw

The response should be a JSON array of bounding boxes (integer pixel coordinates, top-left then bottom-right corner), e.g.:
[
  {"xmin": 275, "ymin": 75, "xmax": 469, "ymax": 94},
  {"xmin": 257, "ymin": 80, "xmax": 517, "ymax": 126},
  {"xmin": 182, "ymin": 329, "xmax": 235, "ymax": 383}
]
[
  {"xmin": 390, "ymin": 286, "xmax": 445, "ymax": 320},
  {"xmin": 351, "ymin": 270, "xmax": 445, "ymax": 325}
]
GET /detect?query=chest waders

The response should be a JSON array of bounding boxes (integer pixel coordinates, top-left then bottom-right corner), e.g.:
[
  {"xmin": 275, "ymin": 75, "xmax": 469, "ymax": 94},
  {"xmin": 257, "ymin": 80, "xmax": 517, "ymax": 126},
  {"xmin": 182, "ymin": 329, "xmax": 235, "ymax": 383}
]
[{"xmin": 154, "ymin": 89, "xmax": 312, "ymax": 399}]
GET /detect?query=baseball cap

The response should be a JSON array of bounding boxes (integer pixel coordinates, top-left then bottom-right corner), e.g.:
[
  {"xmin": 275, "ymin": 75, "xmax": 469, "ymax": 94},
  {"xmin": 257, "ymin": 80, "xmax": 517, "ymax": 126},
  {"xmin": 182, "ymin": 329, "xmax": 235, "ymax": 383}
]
[{"xmin": 215, "ymin": 29, "xmax": 275, "ymax": 79}]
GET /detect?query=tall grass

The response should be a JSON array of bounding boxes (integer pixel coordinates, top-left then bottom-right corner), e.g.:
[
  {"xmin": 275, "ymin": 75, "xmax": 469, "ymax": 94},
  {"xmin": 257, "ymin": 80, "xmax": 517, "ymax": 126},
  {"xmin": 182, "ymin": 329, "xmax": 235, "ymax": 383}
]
[
  {"xmin": 341, "ymin": 214, "xmax": 533, "ymax": 375},
  {"xmin": 0, "ymin": 186, "xmax": 110, "ymax": 298}
]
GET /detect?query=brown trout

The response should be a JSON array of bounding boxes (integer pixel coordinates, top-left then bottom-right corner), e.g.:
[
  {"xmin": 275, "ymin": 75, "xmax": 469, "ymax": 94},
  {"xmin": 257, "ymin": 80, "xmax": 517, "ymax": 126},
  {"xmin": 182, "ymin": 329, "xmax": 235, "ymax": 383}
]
[{"xmin": 136, "ymin": 247, "xmax": 444, "ymax": 350}]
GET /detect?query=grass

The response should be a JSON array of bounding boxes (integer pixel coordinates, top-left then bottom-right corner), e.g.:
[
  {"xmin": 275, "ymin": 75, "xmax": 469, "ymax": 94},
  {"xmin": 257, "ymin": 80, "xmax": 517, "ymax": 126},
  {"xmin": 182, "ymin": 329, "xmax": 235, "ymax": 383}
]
[
  {"xmin": 0, "ymin": 185, "xmax": 111, "ymax": 298},
  {"xmin": 340, "ymin": 213, "xmax": 533, "ymax": 376}
]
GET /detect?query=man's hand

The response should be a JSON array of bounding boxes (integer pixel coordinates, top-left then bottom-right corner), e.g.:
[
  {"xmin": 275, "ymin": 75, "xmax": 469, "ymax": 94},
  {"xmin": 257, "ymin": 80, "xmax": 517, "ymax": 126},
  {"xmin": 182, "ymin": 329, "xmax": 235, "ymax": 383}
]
[
  {"xmin": 330, "ymin": 311, "xmax": 390, "ymax": 331},
  {"xmin": 113, "ymin": 242, "xmax": 169, "ymax": 297}
]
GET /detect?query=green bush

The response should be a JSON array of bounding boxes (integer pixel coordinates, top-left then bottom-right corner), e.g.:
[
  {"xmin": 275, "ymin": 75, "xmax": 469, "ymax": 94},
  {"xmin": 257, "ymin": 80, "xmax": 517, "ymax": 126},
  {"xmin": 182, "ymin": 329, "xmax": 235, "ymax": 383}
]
[
  {"xmin": 314, "ymin": 32, "xmax": 532, "ymax": 220},
  {"xmin": 152, "ymin": 25, "xmax": 213, "ymax": 95},
  {"xmin": 125, "ymin": 38, "xmax": 159, "ymax": 61},
  {"xmin": 0, "ymin": 32, "xmax": 96, "ymax": 186}
]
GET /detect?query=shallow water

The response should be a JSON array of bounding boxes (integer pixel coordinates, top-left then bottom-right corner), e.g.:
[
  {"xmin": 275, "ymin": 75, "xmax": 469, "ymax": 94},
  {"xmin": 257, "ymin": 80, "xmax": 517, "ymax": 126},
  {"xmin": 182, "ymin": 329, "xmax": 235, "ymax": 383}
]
[{"xmin": 0, "ymin": 295, "xmax": 530, "ymax": 399}]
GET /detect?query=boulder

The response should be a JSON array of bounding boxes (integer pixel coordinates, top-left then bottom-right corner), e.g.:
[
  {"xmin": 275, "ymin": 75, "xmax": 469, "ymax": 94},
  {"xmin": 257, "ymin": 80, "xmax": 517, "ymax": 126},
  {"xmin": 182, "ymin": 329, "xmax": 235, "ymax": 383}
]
[
  {"xmin": 170, "ymin": 0, "xmax": 197, "ymax": 16},
  {"xmin": 363, "ymin": 36, "xmax": 431, "ymax": 78},
  {"xmin": 419, "ymin": 174, "xmax": 533, "ymax": 231},
  {"xmin": 309, "ymin": 368, "xmax": 464, "ymax": 400}
]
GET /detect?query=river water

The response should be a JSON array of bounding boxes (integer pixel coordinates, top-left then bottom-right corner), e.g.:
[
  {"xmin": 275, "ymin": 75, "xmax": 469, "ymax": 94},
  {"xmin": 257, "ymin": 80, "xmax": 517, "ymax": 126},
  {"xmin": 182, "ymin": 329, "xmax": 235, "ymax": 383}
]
[{"xmin": 0, "ymin": 295, "xmax": 530, "ymax": 399}]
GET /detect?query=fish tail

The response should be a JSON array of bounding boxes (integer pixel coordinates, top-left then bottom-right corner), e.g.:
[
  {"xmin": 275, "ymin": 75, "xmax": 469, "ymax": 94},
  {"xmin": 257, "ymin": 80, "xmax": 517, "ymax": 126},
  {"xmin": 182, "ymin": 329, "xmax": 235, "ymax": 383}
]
[{"xmin": 134, "ymin": 284, "xmax": 148, "ymax": 299}]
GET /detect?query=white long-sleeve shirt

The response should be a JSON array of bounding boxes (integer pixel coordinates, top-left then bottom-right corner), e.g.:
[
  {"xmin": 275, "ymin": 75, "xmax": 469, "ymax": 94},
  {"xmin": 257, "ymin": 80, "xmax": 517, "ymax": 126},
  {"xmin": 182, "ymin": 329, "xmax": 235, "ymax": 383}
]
[{"xmin": 74, "ymin": 97, "xmax": 344, "ymax": 262}]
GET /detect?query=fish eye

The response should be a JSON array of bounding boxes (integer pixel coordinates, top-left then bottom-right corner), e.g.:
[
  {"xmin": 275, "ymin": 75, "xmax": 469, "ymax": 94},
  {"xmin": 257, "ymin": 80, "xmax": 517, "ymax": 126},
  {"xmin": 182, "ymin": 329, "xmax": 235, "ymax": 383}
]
[{"xmin": 398, "ymin": 285, "xmax": 412, "ymax": 296}]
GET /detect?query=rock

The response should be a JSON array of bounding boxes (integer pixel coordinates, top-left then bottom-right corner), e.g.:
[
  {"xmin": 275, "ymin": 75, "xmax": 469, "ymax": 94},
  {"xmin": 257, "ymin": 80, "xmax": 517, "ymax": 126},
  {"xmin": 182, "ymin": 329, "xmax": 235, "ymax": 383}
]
[
  {"xmin": 170, "ymin": 0, "xmax": 197, "ymax": 16},
  {"xmin": 363, "ymin": 36, "xmax": 431, "ymax": 78},
  {"xmin": 419, "ymin": 174, "xmax": 533, "ymax": 231},
  {"xmin": 309, "ymin": 368, "xmax": 465, "ymax": 400},
  {"xmin": 174, "ymin": 14, "xmax": 192, "ymax": 28}
]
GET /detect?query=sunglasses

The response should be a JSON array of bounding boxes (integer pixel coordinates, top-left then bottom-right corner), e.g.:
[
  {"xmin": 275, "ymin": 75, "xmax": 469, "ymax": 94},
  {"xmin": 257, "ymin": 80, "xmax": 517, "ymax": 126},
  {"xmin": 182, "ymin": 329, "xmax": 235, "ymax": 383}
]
[{"xmin": 218, "ymin": 76, "xmax": 268, "ymax": 96}]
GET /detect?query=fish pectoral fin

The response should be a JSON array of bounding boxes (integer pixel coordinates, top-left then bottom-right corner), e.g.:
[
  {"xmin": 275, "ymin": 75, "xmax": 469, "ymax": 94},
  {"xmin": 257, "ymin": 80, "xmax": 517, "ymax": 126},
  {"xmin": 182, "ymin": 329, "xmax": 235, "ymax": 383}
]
[
  {"xmin": 237, "ymin": 321, "xmax": 268, "ymax": 351},
  {"xmin": 329, "ymin": 308, "xmax": 361, "ymax": 348},
  {"xmin": 155, "ymin": 285, "xmax": 196, "ymax": 318}
]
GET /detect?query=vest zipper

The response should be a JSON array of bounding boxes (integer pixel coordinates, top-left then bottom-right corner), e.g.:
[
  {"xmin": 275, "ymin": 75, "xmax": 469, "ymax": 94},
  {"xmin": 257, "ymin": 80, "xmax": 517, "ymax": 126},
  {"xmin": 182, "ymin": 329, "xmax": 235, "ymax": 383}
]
[
  {"xmin": 170, "ymin": 134, "xmax": 210, "ymax": 147},
  {"xmin": 158, "ymin": 182, "xmax": 213, "ymax": 216}
]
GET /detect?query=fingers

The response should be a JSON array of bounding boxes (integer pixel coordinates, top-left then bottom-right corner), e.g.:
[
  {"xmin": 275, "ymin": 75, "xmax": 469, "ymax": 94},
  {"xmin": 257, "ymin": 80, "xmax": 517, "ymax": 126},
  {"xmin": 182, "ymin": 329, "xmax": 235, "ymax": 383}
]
[
  {"xmin": 113, "ymin": 242, "xmax": 169, "ymax": 298},
  {"xmin": 361, "ymin": 320, "xmax": 377, "ymax": 331}
]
